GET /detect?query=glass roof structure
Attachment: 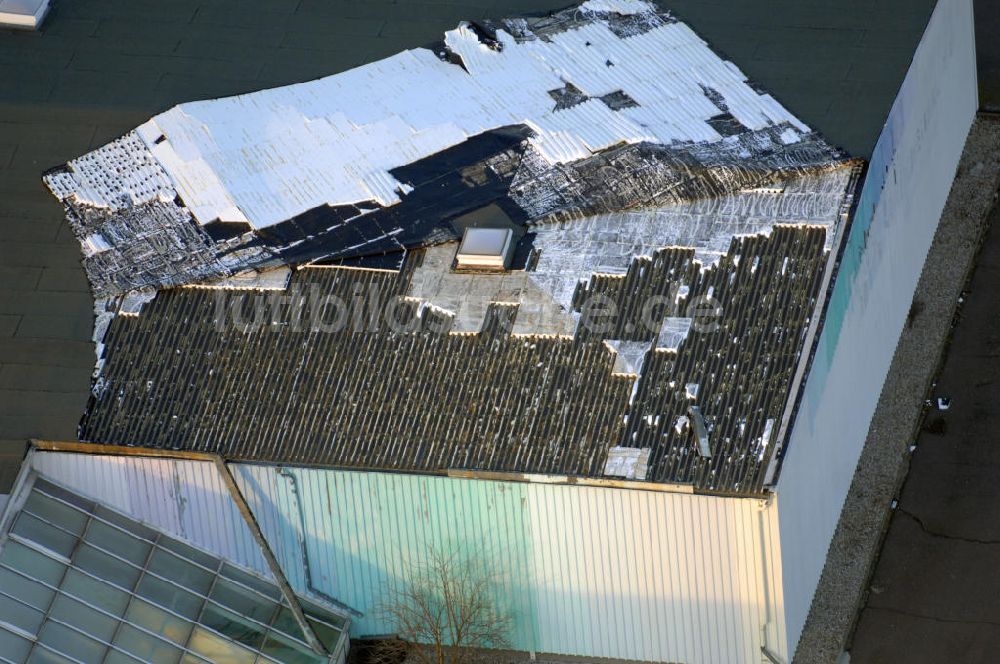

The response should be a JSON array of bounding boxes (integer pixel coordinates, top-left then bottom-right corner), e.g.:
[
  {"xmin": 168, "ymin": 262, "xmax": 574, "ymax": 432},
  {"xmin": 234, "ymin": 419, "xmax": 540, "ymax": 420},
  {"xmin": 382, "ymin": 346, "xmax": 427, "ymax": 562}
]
[{"xmin": 0, "ymin": 477, "xmax": 348, "ymax": 664}]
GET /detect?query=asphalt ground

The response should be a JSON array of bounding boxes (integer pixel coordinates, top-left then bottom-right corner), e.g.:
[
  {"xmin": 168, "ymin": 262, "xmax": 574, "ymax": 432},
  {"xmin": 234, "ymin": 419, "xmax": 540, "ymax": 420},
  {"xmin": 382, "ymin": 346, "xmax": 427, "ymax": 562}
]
[{"xmin": 847, "ymin": 125, "xmax": 1000, "ymax": 662}]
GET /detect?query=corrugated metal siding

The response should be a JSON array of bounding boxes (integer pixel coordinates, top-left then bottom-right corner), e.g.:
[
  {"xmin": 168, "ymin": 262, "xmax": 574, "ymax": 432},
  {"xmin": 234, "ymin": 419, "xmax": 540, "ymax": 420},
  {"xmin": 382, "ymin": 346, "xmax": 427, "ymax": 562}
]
[
  {"xmin": 775, "ymin": 0, "xmax": 977, "ymax": 655},
  {"xmin": 234, "ymin": 465, "xmax": 782, "ymax": 663},
  {"xmin": 28, "ymin": 452, "xmax": 272, "ymax": 579}
]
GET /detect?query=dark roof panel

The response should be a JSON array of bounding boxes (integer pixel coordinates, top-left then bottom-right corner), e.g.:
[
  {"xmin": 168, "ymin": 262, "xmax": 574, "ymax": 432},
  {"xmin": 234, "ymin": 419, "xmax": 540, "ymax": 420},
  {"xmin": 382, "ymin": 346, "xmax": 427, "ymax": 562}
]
[{"xmin": 83, "ymin": 220, "xmax": 836, "ymax": 494}]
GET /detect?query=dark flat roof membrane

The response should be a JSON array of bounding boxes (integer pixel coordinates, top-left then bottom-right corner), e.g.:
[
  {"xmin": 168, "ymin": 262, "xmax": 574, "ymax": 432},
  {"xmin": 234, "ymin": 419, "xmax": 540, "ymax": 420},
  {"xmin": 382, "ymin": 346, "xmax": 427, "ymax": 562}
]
[{"xmin": 664, "ymin": 0, "xmax": 937, "ymax": 158}]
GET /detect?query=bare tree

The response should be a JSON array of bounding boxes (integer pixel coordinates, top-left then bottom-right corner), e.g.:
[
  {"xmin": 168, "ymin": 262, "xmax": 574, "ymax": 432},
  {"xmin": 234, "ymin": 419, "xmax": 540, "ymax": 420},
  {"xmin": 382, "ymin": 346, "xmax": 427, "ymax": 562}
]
[{"xmin": 372, "ymin": 547, "xmax": 514, "ymax": 664}]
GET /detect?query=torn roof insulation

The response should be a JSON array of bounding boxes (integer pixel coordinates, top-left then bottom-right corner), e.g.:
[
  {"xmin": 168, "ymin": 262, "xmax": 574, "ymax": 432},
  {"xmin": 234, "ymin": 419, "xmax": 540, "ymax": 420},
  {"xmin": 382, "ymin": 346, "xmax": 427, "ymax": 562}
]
[
  {"xmin": 44, "ymin": 0, "xmax": 847, "ymax": 298},
  {"xmin": 54, "ymin": 0, "xmax": 806, "ymax": 230},
  {"xmin": 45, "ymin": 0, "xmax": 864, "ymax": 495}
]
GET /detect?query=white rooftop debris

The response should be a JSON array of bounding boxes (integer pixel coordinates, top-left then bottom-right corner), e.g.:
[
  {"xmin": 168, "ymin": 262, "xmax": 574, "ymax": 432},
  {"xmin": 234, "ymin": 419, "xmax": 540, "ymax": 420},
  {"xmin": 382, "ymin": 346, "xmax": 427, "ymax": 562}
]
[
  {"xmin": 606, "ymin": 339, "xmax": 652, "ymax": 375},
  {"xmin": 525, "ymin": 168, "xmax": 854, "ymax": 318},
  {"xmin": 658, "ymin": 317, "xmax": 694, "ymax": 351},
  {"xmin": 46, "ymin": 0, "xmax": 854, "ymax": 304},
  {"xmin": 407, "ymin": 243, "xmax": 577, "ymax": 334},
  {"xmin": 59, "ymin": 0, "xmax": 808, "ymax": 229},
  {"xmin": 756, "ymin": 418, "xmax": 775, "ymax": 461},
  {"xmin": 119, "ymin": 290, "xmax": 157, "ymax": 316},
  {"xmin": 81, "ymin": 233, "xmax": 111, "ymax": 256},
  {"xmin": 603, "ymin": 446, "xmax": 651, "ymax": 480},
  {"xmin": 196, "ymin": 266, "xmax": 293, "ymax": 290}
]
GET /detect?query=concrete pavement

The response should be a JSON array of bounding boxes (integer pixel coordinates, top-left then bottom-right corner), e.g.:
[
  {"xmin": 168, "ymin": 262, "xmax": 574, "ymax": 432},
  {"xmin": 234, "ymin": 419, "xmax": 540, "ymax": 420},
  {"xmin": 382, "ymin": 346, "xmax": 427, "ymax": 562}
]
[{"xmin": 851, "ymin": 173, "xmax": 1000, "ymax": 662}]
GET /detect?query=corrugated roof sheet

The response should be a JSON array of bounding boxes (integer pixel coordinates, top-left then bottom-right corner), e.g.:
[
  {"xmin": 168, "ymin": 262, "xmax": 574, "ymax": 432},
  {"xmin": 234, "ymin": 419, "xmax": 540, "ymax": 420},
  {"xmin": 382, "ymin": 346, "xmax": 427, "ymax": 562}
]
[
  {"xmin": 79, "ymin": 211, "xmax": 852, "ymax": 493},
  {"xmin": 43, "ymin": 0, "xmax": 861, "ymax": 495}
]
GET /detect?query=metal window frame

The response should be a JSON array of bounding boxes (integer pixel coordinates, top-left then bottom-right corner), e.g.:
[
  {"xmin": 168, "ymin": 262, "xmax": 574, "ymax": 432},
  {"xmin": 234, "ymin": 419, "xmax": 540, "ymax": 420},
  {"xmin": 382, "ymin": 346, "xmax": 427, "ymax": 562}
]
[{"xmin": 0, "ymin": 471, "xmax": 347, "ymax": 664}]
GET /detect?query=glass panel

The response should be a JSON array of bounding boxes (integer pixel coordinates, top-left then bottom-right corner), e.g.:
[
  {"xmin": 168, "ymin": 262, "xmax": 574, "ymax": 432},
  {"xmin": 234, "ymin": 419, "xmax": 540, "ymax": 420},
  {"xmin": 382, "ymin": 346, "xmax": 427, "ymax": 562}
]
[
  {"xmin": 93, "ymin": 507, "xmax": 157, "ymax": 543},
  {"xmin": 84, "ymin": 521, "xmax": 151, "ymax": 566},
  {"xmin": 300, "ymin": 600, "xmax": 348, "ymax": 629},
  {"xmin": 126, "ymin": 599, "xmax": 193, "ymax": 646},
  {"xmin": 12, "ymin": 514, "xmax": 77, "ymax": 558},
  {"xmin": 201, "ymin": 603, "xmax": 267, "ymax": 650},
  {"xmin": 306, "ymin": 616, "xmax": 342, "ymax": 651},
  {"xmin": 136, "ymin": 574, "xmax": 203, "ymax": 620},
  {"xmin": 179, "ymin": 656, "xmax": 212, "ymax": 664},
  {"xmin": 23, "ymin": 492, "xmax": 88, "ymax": 536},
  {"xmin": 220, "ymin": 564, "xmax": 280, "ymax": 601},
  {"xmin": 49, "ymin": 595, "xmax": 118, "ymax": 642},
  {"xmin": 157, "ymin": 537, "xmax": 218, "ymax": 571},
  {"xmin": 147, "ymin": 549, "xmax": 212, "ymax": 595},
  {"xmin": 104, "ymin": 651, "xmax": 145, "ymax": 664},
  {"xmin": 37, "ymin": 621, "xmax": 107, "ymax": 664},
  {"xmin": 260, "ymin": 631, "xmax": 327, "ymax": 664},
  {"xmin": 0, "ymin": 626, "xmax": 31, "ymax": 660},
  {"xmin": 61, "ymin": 569, "xmax": 130, "ymax": 615},
  {"xmin": 112, "ymin": 624, "xmax": 181, "ymax": 664},
  {"xmin": 271, "ymin": 605, "xmax": 305, "ymax": 643},
  {"xmin": 0, "ymin": 540, "xmax": 66, "ymax": 585},
  {"xmin": 34, "ymin": 480, "xmax": 95, "ymax": 513},
  {"xmin": 26, "ymin": 647, "xmax": 76, "ymax": 664},
  {"xmin": 73, "ymin": 544, "xmax": 140, "ymax": 590},
  {"xmin": 210, "ymin": 578, "xmax": 278, "ymax": 624},
  {"xmin": 187, "ymin": 626, "xmax": 256, "ymax": 664},
  {"xmin": 0, "ymin": 567, "xmax": 56, "ymax": 611},
  {"xmin": 0, "ymin": 593, "xmax": 44, "ymax": 635}
]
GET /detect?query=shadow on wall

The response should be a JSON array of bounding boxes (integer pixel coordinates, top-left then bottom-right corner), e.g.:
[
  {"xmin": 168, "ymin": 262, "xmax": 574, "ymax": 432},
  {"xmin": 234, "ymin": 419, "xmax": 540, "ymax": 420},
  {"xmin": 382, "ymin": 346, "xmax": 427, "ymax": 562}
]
[{"xmin": 232, "ymin": 464, "xmax": 541, "ymax": 646}]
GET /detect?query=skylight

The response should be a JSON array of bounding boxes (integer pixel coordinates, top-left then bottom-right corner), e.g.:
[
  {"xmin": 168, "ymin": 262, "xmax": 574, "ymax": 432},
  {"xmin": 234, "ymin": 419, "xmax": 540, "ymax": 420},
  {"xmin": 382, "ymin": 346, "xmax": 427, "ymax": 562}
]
[{"xmin": 0, "ymin": 478, "xmax": 348, "ymax": 664}]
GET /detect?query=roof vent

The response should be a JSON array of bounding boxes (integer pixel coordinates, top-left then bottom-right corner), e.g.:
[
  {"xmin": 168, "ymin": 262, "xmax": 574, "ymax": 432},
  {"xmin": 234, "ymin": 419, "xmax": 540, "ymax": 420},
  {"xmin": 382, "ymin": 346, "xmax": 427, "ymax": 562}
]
[
  {"xmin": 688, "ymin": 405, "xmax": 711, "ymax": 457},
  {"xmin": 455, "ymin": 227, "xmax": 514, "ymax": 271}
]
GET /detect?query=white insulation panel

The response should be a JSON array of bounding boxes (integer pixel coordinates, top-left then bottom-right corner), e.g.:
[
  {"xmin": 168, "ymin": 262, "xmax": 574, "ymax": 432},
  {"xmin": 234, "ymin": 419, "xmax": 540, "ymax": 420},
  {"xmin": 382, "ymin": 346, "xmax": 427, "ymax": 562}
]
[{"xmin": 100, "ymin": 0, "xmax": 810, "ymax": 229}]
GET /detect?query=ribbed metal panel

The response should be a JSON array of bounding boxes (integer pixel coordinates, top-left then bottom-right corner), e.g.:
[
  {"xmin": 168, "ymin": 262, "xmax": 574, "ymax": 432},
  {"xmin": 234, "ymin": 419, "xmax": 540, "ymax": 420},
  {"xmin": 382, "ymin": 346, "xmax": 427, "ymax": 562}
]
[
  {"xmin": 234, "ymin": 464, "xmax": 783, "ymax": 663},
  {"xmin": 28, "ymin": 452, "xmax": 272, "ymax": 579}
]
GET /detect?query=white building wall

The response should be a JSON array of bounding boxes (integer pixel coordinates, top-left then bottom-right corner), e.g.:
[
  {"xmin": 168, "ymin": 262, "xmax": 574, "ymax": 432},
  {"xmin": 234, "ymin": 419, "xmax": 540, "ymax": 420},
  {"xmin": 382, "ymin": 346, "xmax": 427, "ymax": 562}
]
[
  {"xmin": 20, "ymin": 449, "xmax": 788, "ymax": 663},
  {"xmin": 233, "ymin": 464, "xmax": 786, "ymax": 664},
  {"xmin": 774, "ymin": 0, "xmax": 977, "ymax": 655},
  {"xmin": 26, "ymin": 451, "xmax": 273, "ymax": 578}
]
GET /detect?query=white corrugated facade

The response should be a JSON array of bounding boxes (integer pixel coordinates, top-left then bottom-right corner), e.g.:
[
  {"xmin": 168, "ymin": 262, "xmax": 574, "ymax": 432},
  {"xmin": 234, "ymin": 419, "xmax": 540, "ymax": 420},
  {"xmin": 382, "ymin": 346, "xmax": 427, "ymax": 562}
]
[
  {"xmin": 27, "ymin": 451, "xmax": 272, "ymax": 579},
  {"xmin": 23, "ymin": 450, "xmax": 787, "ymax": 664},
  {"xmin": 234, "ymin": 465, "xmax": 788, "ymax": 663}
]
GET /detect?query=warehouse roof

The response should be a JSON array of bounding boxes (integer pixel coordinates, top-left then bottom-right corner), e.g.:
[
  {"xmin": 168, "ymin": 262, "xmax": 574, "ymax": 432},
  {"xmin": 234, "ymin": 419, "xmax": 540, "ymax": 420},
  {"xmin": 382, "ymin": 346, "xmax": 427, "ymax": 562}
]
[{"xmin": 49, "ymin": 0, "xmax": 863, "ymax": 495}]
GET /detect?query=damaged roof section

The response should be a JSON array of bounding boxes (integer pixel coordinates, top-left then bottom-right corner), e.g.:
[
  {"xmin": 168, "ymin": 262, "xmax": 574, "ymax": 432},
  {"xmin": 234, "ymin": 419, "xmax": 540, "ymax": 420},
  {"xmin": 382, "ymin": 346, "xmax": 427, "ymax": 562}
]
[
  {"xmin": 45, "ymin": 0, "xmax": 843, "ymax": 298},
  {"xmin": 81, "ymin": 208, "xmax": 852, "ymax": 494},
  {"xmin": 48, "ymin": 0, "xmax": 862, "ymax": 495}
]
